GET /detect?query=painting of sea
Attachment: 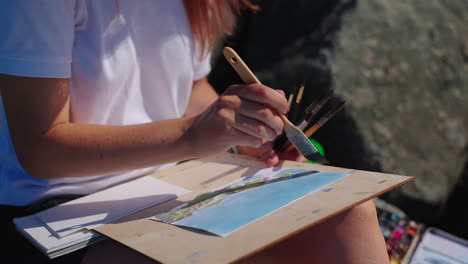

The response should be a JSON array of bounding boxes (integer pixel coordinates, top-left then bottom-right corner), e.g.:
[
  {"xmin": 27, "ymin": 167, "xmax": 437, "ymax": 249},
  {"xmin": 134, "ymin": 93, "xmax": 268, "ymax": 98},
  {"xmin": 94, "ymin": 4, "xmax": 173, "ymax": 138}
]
[{"xmin": 152, "ymin": 167, "xmax": 350, "ymax": 236}]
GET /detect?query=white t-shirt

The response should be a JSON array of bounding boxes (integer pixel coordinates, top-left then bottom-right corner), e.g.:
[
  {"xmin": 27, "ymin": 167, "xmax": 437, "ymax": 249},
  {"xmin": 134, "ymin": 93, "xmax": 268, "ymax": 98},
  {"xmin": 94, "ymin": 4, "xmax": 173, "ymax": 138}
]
[{"xmin": 0, "ymin": 0, "xmax": 211, "ymax": 205}]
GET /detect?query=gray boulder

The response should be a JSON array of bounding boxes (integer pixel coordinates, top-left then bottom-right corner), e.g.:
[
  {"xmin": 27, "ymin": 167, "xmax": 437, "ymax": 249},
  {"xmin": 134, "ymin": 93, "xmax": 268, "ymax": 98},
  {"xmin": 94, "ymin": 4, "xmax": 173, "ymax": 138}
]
[
  {"xmin": 328, "ymin": 0, "xmax": 468, "ymax": 214},
  {"xmin": 209, "ymin": 0, "xmax": 468, "ymax": 221}
]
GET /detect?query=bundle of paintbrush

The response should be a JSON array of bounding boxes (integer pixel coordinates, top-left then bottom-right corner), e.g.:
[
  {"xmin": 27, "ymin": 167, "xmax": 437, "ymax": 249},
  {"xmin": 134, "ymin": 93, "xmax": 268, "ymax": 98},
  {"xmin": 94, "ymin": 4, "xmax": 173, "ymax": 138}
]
[{"xmin": 273, "ymin": 86, "xmax": 345, "ymax": 154}]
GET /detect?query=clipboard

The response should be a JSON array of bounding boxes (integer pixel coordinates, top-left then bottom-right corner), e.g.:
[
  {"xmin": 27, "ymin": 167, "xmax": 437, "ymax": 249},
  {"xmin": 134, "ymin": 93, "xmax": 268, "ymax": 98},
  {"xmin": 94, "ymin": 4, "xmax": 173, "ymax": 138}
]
[{"xmin": 96, "ymin": 153, "xmax": 413, "ymax": 264}]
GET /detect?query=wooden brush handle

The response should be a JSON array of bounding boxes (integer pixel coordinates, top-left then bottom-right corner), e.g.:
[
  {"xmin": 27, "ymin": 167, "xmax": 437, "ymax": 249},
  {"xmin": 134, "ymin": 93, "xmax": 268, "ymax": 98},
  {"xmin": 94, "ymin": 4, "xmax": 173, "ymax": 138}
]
[
  {"xmin": 223, "ymin": 47, "xmax": 261, "ymax": 85},
  {"xmin": 222, "ymin": 47, "xmax": 293, "ymax": 127}
]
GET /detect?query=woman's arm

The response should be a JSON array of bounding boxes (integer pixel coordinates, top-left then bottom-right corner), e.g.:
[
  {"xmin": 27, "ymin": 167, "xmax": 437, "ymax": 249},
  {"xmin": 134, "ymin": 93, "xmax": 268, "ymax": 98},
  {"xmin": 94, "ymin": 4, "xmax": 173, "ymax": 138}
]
[
  {"xmin": 0, "ymin": 74, "xmax": 197, "ymax": 179},
  {"xmin": 0, "ymin": 74, "xmax": 287, "ymax": 179},
  {"xmin": 185, "ymin": 77, "xmax": 219, "ymax": 117}
]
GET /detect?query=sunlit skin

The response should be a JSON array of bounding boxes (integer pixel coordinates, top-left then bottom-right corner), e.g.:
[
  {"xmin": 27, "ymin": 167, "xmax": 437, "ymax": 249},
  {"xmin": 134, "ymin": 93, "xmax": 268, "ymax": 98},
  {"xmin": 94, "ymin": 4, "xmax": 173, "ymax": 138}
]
[
  {"xmin": 1, "ymin": 0, "xmax": 389, "ymax": 262},
  {"xmin": 0, "ymin": 74, "xmax": 295, "ymax": 181},
  {"xmin": 1, "ymin": 73, "xmax": 388, "ymax": 264}
]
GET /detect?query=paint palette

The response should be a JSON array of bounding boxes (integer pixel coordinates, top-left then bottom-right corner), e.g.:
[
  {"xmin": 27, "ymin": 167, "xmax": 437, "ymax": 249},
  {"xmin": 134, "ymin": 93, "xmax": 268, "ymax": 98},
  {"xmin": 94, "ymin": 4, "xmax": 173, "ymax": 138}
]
[
  {"xmin": 409, "ymin": 227, "xmax": 468, "ymax": 264},
  {"xmin": 376, "ymin": 208, "xmax": 424, "ymax": 264}
]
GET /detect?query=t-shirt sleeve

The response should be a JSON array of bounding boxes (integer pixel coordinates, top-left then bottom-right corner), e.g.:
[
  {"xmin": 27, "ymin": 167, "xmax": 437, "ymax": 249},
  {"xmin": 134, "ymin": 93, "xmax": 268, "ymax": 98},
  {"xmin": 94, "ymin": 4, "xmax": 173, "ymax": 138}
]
[
  {"xmin": 0, "ymin": 1, "xmax": 76, "ymax": 78},
  {"xmin": 193, "ymin": 51, "xmax": 212, "ymax": 81}
]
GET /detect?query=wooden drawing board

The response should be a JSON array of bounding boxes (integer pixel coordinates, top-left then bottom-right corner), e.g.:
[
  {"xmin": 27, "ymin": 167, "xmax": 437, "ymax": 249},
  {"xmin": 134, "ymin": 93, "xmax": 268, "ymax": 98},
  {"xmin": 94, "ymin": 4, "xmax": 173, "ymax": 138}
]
[{"xmin": 96, "ymin": 153, "xmax": 413, "ymax": 264}]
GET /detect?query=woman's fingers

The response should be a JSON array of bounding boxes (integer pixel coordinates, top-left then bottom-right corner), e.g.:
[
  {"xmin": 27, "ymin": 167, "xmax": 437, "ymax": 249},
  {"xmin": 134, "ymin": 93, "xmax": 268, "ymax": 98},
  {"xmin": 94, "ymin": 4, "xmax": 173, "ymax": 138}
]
[
  {"xmin": 278, "ymin": 150, "xmax": 307, "ymax": 163},
  {"xmin": 237, "ymin": 143, "xmax": 280, "ymax": 167},
  {"xmin": 265, "ymin": 151, "xmax": 280, "ymax": 167},
  {"xmin": 212, "ymin": 105, "xmax": 276, "ymax": 144},
  {"xmin": 229, "ymin": 129, "xmax": 264, "ymax": 148},
  {"xmin": 237, "ymin": 141, "xmax": 274, "ymax": 159},
  {"xmin": 224, "ymin": 84, "xmax": 289, "ymax": 114},
  {"xmin": 186, "ymin": 83, "xmax": 290, "ymax": 154},
  {"xmin": 235, "ymin": 100, "xmax": 283, "ymax": 135},
  {"xmin": 275, "ymin": 89, "xmax": 285, "ymax": 97},
  {"xmin": 231, "ymin": 113, "xmax": 278, "ymax": 141},
  {"xmin": 216, "ymin": 92, "xmax": 284, "ymax": 137}
]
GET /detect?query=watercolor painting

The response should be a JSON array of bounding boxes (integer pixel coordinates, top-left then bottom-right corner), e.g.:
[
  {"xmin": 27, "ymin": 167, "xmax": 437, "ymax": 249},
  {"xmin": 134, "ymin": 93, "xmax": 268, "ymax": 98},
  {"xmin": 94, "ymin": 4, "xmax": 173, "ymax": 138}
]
[{"xmin": 151, "ymin": 167, "xmax": 350, "ymax": 236}]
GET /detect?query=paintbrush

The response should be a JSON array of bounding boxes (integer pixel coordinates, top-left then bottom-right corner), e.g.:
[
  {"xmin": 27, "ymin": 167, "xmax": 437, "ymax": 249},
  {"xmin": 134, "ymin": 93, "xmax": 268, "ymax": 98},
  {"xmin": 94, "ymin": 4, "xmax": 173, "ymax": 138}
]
[
  {"xmin": 286, "ymin": 85, "xmax": 297, "ymax": 110},
  {"xmin": 276, "ymin": 84, "xmax": 302, "ymax": 149},
  {"xmin": 288, "ymin": 83, "xmax": 304, "ymax": 123},
  {"xmin": 283, "ymin": 99, "xmax": 346, "ymax": 152},
  {"xmin": 305, "ymin": 89, "xmax": 334, "ymax": 117},
  {"xmin": 297, "ymin": 89, "xmax": 334, "ymax": 130},
  {"xmin": 223, "ymin": 47, "xmax": 328, "ymax": 164}
]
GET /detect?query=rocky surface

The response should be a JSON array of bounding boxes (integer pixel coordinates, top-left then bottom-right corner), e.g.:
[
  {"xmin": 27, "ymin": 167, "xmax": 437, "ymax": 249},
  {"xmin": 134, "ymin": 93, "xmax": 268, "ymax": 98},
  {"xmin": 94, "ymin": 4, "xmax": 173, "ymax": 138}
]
[
  {"xmin": 329, "ymin": 0, "xmax": 468, "ymax": 208},
  {"xmin": 209, "ymin": 0, "xmax": 468, "ymax": 225}
]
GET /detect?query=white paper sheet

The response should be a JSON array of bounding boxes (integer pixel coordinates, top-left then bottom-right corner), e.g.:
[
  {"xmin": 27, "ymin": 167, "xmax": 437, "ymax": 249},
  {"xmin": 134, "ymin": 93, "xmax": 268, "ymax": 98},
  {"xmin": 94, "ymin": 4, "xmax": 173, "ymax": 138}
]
[
  {"xmin": 37, "ymin": 176, "xmax": 188, "ymax": 238},
  {"xmin": 14, "ymin": 214, "xmax": 101, "ymax": 258}
]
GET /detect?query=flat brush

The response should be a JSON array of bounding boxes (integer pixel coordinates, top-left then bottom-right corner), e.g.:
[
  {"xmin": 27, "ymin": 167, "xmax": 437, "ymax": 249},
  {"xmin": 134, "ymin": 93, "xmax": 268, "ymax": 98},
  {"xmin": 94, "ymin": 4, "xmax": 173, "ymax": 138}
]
[{"xmin": 223, "ymin": 47, "xmax": 328, "ymax": 164}]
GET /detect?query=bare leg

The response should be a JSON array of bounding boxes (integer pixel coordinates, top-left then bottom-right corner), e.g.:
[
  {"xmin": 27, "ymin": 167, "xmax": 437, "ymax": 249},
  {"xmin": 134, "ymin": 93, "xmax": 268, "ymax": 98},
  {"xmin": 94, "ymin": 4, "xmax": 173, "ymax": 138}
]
[
  {"xmin": 238, "ymin": 200, "xmax": 388, "ymax": 264},
  {"xmin": 82, "ymin": 200, "xmax": 388, "ymax": 264}
]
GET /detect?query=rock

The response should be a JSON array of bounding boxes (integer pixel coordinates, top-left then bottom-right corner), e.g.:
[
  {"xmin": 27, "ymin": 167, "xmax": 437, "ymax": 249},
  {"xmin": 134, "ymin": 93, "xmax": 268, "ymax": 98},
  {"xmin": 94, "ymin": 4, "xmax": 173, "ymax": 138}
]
[
  {"xmin": 208, "ymin": 0, "xmax": 468, "ymax": 220},
  {"xmin": 328, "ymin": 0, "xmax": 468, "ymax": 217}
]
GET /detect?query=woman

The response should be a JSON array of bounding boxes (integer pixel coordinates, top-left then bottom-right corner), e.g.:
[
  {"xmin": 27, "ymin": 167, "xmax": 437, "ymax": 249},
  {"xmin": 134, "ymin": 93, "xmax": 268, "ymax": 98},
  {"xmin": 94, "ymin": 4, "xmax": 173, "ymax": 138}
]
[{"xmin": 0, "ymin": 0, "xmax": 388, "ymax": 263}]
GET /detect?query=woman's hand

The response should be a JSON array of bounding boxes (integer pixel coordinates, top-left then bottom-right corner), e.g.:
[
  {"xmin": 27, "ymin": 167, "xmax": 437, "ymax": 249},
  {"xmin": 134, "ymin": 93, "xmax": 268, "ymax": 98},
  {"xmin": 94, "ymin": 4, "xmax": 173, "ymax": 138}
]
[
  {"xmin": 183, "ymin": 84, "xmax": 289, "ymax": 157},
  {"xmin": 237, "ymin": 144, "xmax": 307, "ymax": 167}
]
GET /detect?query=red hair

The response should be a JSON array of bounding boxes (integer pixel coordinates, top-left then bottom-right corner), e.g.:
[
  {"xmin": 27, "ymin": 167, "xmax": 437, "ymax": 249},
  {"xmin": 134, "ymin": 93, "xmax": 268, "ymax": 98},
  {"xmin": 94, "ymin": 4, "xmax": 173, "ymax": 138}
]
[{"xmin": 184, "ymin": 0, "xmax": 258, "ymax": 57}]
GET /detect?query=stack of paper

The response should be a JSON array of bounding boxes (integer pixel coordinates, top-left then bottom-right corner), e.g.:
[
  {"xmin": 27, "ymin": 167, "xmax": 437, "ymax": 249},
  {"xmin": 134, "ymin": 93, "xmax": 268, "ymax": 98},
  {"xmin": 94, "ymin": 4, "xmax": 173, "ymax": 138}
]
[{"xmin": 14, "ymin": 176, "xmax": 188, "ymax": 258}]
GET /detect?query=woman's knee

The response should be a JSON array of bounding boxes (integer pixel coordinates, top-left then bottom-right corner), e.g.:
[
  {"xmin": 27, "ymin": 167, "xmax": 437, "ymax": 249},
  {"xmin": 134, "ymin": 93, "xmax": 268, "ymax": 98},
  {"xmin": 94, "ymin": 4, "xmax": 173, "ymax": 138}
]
[
  {"xmin": 345, "ymin": 200, "xmax": 379, "ymax": 222},
  {"xmin": 324, "ymin": 200, "xmax": 382, "ymax": 239}
]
